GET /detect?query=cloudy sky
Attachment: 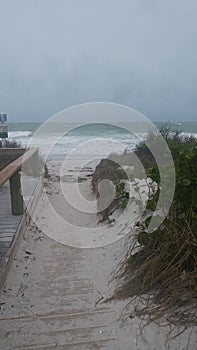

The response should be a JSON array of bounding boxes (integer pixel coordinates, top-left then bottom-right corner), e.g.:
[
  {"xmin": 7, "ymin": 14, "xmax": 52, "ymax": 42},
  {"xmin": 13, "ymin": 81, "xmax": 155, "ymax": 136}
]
[{"xmin": 0, "ymin": 0, "xmax": 197, "ymax": 122}]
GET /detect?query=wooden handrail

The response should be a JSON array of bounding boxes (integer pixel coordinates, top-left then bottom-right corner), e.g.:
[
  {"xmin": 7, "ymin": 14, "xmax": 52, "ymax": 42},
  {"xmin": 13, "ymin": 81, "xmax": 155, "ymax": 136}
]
[
  {"xmin": 0, "ymin": 148, "xmax": 39, "ymax": 187},
  {"xmin": 0, "ymin": 148, "xmax": 40, "ymax": 215}
]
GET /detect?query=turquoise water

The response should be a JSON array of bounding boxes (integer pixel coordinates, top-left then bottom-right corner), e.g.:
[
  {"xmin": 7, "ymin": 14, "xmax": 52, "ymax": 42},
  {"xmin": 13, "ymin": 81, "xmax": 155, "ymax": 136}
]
[
  {"xmin": 5, "ymin": 121, "xmax": 197, "ymax": 161},
  {"xmin": 8, "ymin": 121, "xmax": 197, "ymax": 134}
]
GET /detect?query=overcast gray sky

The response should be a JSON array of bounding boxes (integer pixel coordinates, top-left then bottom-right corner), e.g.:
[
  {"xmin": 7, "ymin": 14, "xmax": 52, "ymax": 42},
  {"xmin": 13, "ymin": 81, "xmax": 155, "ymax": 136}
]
[{"xmin": 0, "ymin": 0, "xmax": 197, "ymax": 122}]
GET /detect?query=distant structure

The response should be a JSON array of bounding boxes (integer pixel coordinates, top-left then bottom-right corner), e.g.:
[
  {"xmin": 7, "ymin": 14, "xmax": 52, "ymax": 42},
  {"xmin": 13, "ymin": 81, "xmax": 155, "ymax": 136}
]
[{"xmin": 0, "ymin": 113, "xmax": 8, "ymax": 138}]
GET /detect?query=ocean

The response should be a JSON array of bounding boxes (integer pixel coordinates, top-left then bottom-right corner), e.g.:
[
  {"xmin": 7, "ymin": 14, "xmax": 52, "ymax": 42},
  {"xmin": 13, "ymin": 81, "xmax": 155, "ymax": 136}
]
[{"xmin": 7, "ymin": 121, "xmax": 197, "ymax": 162}]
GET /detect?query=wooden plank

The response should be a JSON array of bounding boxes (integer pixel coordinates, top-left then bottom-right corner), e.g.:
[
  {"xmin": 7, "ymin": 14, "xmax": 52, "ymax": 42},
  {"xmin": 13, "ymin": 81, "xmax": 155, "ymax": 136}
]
[
  {"xmin": 0, "ymin": 229, "xmax": 17, "ymax": 234},
  {"xmin": 0, "ymin": 242, "xmax": 11, "ymax": 248},
  {"xmin": 0, "ymin": 148, "xmax": 39, "ymax": 187},
  {"xmin": 0, "ymin": 148, "xmax": 26, "ymax": 156},
  {"xmin": 0, "ymin": 235, "xmax": 15, "ymax": 239}
]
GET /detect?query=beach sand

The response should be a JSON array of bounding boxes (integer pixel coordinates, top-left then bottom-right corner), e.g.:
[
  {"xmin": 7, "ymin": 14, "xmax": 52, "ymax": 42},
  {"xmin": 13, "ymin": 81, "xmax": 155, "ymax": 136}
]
[{"xmin": 0, "ymin": 161, "xmax": 196, "ymax": 349}]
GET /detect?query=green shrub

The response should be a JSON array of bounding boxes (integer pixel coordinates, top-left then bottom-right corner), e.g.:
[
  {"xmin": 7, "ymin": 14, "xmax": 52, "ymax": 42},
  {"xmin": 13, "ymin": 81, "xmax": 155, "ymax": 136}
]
[{"xmin": 111, "ymin": 128, "xmax": 197, "ymax": 328}]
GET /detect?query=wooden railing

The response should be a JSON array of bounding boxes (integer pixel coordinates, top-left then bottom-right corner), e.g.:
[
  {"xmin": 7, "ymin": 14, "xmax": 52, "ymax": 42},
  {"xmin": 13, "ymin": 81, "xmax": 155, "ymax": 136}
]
[{"xmin": 0, "ymin": 148, "xmax": 39, "ymax": 215}]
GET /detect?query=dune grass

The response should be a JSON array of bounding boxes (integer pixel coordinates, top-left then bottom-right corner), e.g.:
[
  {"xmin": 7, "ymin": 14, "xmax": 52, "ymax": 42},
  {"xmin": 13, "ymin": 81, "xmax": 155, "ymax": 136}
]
[
  {"xmin": 93, "ymin": 127, "xmax": 197, "ymax": 329},
  {"xmin": 111, "ymin": 131, "xmax": 197, "ymax": 328}
]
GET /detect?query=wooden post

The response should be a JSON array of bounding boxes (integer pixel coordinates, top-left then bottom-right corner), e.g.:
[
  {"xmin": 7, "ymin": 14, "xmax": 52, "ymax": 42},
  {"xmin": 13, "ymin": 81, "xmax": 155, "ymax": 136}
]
[{"xmin": 9, "ymin": 170, "xmax": 24, "ymax": 215}]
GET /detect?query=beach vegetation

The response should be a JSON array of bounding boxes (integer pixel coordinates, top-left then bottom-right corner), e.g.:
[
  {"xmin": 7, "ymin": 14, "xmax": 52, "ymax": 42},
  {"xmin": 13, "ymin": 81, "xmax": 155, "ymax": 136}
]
[{"xmin": 93, "ymin": 126, "xmax": 197, "ymax": 329}]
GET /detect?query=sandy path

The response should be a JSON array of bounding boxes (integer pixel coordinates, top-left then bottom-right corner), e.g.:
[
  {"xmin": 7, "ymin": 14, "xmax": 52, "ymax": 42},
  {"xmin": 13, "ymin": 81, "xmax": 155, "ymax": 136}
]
[{"xmin": 0, "ymin": 163, "xmax": 195, "ymax": 349}]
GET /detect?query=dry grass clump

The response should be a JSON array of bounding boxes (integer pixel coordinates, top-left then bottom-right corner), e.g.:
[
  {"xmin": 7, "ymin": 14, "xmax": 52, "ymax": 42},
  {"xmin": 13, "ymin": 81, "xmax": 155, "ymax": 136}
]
[{"xmin": 111, "ymin": 218, "xmax": 197, "ymax": 327}]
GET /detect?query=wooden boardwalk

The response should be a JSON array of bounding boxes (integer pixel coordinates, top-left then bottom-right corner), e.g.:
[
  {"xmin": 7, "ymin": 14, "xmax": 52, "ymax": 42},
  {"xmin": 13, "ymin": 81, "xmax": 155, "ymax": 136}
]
[
  {"xmin": 0, "ymin": 172, "xmax": 195, "ymax": 350},
  {"xmin": 0, "ymin": 175, "xmax": 39, "ymax": 267},
  {"xmin": 0, "ymin": 148, "xmax": 40, "ymax": 267},
  {"xmin": 0, "ymin": 218, "xmax": 194, "ymax": 349},
  {"xmin": 0, "ymin": 183, "xmax": 22, "ymax": 265}
]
